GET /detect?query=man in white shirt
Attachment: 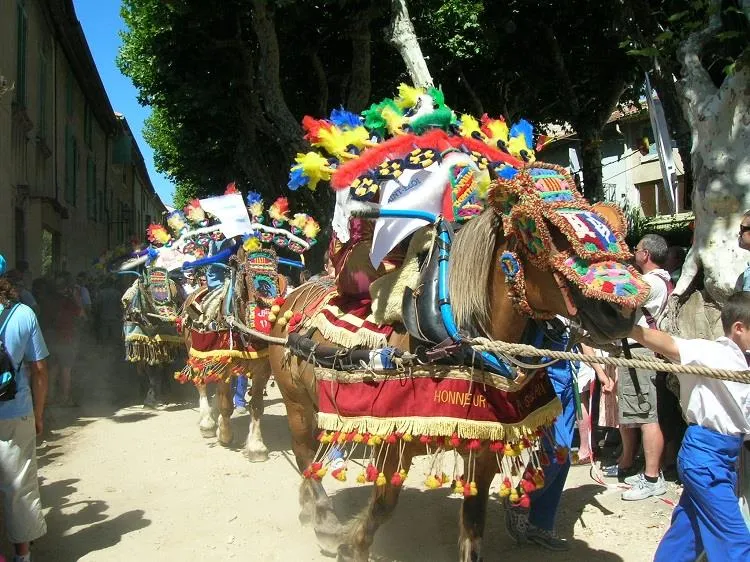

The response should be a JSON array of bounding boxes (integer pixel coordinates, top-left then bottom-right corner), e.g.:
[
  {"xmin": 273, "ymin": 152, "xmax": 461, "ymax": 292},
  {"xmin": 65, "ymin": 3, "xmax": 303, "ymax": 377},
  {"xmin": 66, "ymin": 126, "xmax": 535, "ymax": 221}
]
[
  {"xmin": 609, "ymin": 234, "xmax": 672, "ymax": 500},
  {"xmin": 629, "ymin": 291, "xmax": 750, "ymax": 562}
]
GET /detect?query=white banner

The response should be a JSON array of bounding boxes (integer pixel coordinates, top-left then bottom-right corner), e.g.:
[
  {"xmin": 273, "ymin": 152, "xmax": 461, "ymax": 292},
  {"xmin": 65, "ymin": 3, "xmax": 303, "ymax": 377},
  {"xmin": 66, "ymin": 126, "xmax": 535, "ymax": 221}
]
[
  {"xmin": 198, "ymin": 193, "xmax": 252, "ymax": 239},
  {"xmin": 645, "ymin": 73, "xmax": 678, "ymax": 214}
]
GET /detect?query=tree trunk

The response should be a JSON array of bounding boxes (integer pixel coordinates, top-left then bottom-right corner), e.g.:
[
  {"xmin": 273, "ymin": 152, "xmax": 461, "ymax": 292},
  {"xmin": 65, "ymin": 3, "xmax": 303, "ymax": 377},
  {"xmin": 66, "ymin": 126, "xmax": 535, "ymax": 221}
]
[
  {"xmin": 672, "ymin": 3, "xmax": 750, "ymax": 302},
  {"xmin": 249, "ymin": 0, "xmax": 304, "ymax": 153},
  {"xmin": 347, "ymin": 14, "xmax": 373, "ymax": 112},
  {"xmin": 388, "ymin": 0, "xmax": 433, "ymax": 88},
  {"xmin": 579, "ymin": 128, "xmax": 605, "ymax": 202},
  {"xmin": 307, "ymin": 49, "xmax": 329, "ymax": 117}
]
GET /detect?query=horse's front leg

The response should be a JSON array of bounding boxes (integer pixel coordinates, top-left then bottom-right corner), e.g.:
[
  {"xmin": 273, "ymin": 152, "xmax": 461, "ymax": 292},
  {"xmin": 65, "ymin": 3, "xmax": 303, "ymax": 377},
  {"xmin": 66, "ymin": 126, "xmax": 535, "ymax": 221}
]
[
  {"xmin": 244, "ymin": 361, "xmax": 270, "ymax": 462},
  {"xmin": 216, "ymin": 379, "xmax": 234, "ymax": 446},
  {"xmin": 338, "ymin": 444, "xmax": 415, "ymax": 562},
  {"xmin": 458, "ymin": 452, "xmax": 496, "ymax": 562},
  {"xmin": 196, "ymin": 382, "xmax": 217, "ymax": 438}
]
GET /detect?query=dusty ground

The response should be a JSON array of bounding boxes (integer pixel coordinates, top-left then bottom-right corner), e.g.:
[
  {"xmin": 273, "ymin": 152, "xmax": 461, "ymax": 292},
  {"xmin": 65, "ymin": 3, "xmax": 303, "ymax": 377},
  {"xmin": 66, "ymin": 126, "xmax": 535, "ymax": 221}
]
[{"xmin": 2, "ymin": 341, "xmax": 676, "ymax": 561}]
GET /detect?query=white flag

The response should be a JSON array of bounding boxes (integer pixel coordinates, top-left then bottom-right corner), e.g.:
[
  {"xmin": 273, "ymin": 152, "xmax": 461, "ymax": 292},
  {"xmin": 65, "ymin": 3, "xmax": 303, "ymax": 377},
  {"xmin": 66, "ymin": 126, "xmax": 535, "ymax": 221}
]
[
  {"xmin": 198, "ymin": 193, "xmax": 252, "ymax": 239},
  {"xmin": 645, "ymin": 73, "xmax": 678, "ymax": 214}
]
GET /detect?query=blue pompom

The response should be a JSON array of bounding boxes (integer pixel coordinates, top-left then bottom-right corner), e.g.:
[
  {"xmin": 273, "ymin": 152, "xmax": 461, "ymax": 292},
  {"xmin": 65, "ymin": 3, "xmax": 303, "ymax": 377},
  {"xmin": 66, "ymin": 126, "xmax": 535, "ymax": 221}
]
[
  {"xmin": 246, "ymin": 191, "xmax": 263, "ymax": 206},
  {"xmin": 329, "ymin": 107, "xmax": 362, "ymax": 129},
  {"xmin": 287, "ymin": 167, "xmax": 308, "ymax": 191}
]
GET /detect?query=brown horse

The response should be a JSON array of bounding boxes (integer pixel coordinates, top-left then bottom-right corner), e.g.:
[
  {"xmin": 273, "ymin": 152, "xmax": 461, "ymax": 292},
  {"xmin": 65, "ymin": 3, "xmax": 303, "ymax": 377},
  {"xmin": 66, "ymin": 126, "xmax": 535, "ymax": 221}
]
[{"xmin": 268, "ymin": 204, "xmax": 638, "ymax": 561}]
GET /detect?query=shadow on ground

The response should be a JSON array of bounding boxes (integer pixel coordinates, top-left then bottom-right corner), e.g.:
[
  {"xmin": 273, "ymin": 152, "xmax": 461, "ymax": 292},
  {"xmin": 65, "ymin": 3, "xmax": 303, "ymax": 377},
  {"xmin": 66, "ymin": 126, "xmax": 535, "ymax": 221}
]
[{"xmin": 321, "ymin": 482, "xmax": 625, "ymax": 562}]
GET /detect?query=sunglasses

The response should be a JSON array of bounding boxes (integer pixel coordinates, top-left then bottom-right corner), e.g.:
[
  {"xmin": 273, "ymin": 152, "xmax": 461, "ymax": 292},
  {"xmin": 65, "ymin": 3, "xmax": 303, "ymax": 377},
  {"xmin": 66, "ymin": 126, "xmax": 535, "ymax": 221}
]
[{"xmin": 741, "ymin": 225, "xmax": 750, "ymax": 235}]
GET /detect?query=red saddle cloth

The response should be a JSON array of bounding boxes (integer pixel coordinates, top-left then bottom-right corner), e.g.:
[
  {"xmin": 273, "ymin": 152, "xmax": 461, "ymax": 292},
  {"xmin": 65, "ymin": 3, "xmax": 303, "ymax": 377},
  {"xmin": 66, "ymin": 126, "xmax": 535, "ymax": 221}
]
[{"xmin": 176, "ymin": 329, "xmax": 268, "ymax": 385}]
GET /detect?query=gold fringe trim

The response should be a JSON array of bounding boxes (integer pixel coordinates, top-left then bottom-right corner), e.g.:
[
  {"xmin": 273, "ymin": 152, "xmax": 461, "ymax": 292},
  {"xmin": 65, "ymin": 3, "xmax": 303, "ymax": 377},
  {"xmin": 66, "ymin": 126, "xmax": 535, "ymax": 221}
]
[
  {"xmin": 124, "ymin": 333, "xmax": 183, "ymax": 344},
  {"xmin": 125, "ymin": 340, "xmax": 179, "ymax": 366},
  {"xmin": 315, "ymin": 365, "xmax": 536, "ymax": 392},
  {"xmin": 316, "ymin": 398, "xmax": 562, "ymax": 441},
  {"xmin": 310, "ymin": 314, "xmax": 388, "ymax": 349},
  {"xmin": 188, "ymin": 347, "xmax": 268, "ymax": 360}
]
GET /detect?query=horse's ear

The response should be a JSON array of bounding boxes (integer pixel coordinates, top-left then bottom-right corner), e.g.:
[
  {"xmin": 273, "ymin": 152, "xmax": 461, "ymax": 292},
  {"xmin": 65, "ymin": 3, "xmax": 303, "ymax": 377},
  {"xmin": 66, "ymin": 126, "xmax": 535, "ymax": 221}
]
[{"xmin": 592, "ymin": 202, "xmax": 625, "ymax": 233}]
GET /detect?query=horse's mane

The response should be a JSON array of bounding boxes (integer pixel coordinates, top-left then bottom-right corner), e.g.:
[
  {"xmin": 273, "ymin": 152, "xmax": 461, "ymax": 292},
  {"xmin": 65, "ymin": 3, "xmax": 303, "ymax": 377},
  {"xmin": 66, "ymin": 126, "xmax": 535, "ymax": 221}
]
[{"xmin": 448, "ymin": 209, "xmax": 502, "ymax": 334}]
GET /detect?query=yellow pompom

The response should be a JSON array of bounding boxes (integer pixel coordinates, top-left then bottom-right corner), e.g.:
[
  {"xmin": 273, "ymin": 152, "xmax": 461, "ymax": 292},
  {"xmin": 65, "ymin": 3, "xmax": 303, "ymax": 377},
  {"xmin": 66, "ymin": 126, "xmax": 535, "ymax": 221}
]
[
  {"xmin": 353, "ymin": 433, "xmax": 363, "ymax": 443},
  {"xmin": 278, "ymin": 318, "xmax": 288, "ymax": 327},
  {"xmin": 271, "ymin": 305, "xmax": 281, "ymax": 314},
  {"xmin": 268, "ymin": 313, "xmax": 277, "ymax": 323},
  {"xmin": 316, "ymin": 467, "xmax": 328, "ymax": 479},
  {"xmin": 333, "ymin": 469, "xmax": 347, "ymax": 482},
  {"xmin": 376, "ymin": 472, "xmax": 386, "ymax": 487},
  {"xmin": 425, "ymin": 475, "xmax": 440, "ymax": 489},
  {"xmin": 283, "ymin": 310, "xmax": 293, "ymax": 320},
  {"xmin": 402, "ymin": 433, "xmax": 413, "ymax": 442},
  {"xmin": 509, "ymin": 489, "xmax": 520, "ymax": 503},
  {"xmin": 371, "ymin": 435, "xmax": 382, "ymax": 446},
  {"xmin": 469, "ymin": 482, "xmax": 478, "ymax": 496},
  {"xmin": 399, "ymin": 469, "xmax": 407, "ymax": 480},
  {"xmin": 356, "ymin": 472, "xmax": 366, "ymax": 484},
  {"xmin": 498, "ymin": 485, "xmax": 511, "ymax": 498}
]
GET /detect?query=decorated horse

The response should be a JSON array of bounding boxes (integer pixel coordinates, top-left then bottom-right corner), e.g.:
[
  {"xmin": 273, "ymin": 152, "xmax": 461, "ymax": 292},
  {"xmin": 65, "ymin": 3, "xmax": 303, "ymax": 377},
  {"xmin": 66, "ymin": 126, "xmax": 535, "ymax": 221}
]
[
  {"xmin": 120, "ymin": 261, "xmax": 184, "ymax": 407},
  {"xmin": 267, "ymin": 85, "xmax": 650, "ymax": 561},
  {"xmin": 173, "ymin": 189, "xmax": 319, "ymax": 460}
]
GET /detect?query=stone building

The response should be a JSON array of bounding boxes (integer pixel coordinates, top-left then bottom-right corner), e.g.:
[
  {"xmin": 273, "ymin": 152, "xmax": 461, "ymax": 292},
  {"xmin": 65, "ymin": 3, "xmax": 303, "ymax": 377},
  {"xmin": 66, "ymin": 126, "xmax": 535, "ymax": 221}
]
[{"xmin": 0, "ymin": 0, "xmax": 165, "ymax": 280}]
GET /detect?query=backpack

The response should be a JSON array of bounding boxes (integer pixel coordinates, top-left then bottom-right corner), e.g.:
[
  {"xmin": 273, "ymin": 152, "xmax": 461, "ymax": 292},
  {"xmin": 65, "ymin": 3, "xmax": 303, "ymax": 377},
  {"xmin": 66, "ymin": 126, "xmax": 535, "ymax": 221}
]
[{"xmin": 0, "ymin": 304, "xmax": 20, "ymax": 401}]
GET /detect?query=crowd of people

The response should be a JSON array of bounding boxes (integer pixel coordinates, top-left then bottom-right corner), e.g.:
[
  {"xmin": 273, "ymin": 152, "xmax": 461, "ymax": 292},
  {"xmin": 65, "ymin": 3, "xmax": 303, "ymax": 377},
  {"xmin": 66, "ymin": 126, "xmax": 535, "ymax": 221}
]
[{"xmin": 0, "ymin": 214, "xmax": 749, "ymax": 561}]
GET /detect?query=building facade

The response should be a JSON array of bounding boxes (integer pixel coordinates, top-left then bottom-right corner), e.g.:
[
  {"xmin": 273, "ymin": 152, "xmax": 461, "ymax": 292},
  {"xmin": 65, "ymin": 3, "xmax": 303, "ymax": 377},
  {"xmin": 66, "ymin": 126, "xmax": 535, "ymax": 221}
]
[
  {"xmin": 0, "ymin": 0, "xmax": 165, "ymax": 280},
  {"xmin": 540, "ymin": 105, "xmax": 689, "ymax": 218}
]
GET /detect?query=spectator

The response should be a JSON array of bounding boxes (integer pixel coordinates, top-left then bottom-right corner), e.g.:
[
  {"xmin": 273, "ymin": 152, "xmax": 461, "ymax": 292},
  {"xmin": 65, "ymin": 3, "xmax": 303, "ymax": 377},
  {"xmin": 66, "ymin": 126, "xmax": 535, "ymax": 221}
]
[
  {"xmin": 75, "ymin": 272, "xmax": 92, "ymax": 318},
  {"xmin": 93, "ymin": 277, "xmax": 122, "ymax": 349},
  {"xmin": 5, "ymin": 271, "xmax": 38, "ymax": 315},
  {"xmin": 665, "ymin": 246, "xmax": 687, "ymax": 285},
  {"xmin": 505, "ymin": 317, "xmax": 576, "ymax": 550},
  {"xmin": 48, "ymin": 274, "xmax": 82, "ymax": 406},
  {"xmin": 629, "ymin": 292, "xmax": 750, "ymax": 561},
  {"xmin": 604, "ymin": 234, "xmax": 672, "ymax": 501},
  {"xmin": 15, "ymin": 260, "xmax": 32, "ymax": 291},
  {"xmin": 298, "ymin": 269, "xmax": 311, "ymax": 285},
  {"xmin": 0, "ymin": 254, "xmax": 50, "ymax": 562},
  {"xmin": 575, "ymin": 344, "xmax": 613, "ymax": 463},
  {"xmin": 736, "ymin": 209, "xmax": 750, "ymax": 291}
]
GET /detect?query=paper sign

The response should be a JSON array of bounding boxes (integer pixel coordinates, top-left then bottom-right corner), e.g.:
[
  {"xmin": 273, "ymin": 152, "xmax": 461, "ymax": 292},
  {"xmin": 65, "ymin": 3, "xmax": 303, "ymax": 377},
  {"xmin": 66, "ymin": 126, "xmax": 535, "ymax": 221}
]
[{"xmin": 199, "ymin": 193, "xmax": 252, "ymax": 238}]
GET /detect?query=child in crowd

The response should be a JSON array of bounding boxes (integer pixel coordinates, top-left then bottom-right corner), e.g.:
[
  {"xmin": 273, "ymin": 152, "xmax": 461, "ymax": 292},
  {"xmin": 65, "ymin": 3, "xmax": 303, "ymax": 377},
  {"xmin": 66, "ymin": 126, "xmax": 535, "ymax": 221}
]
[{"xmin": 629, "ymin": 291, "xmax": 750, "ymax": 562}]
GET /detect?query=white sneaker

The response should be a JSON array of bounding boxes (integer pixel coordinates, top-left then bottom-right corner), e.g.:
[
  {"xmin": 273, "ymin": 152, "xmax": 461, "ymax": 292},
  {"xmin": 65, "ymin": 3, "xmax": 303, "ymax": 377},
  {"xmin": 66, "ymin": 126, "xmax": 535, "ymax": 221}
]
[{"xmin": 622, "ymin": 474, "xmax": 666, "ymax": 501}]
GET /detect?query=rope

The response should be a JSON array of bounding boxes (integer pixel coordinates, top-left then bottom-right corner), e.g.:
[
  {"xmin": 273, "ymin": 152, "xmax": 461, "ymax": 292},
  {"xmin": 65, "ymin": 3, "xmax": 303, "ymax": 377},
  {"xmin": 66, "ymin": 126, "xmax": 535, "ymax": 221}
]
[
  {"xmin": 225, "ymin": 315, "xmax": 289, "ymax": 345},
  {"xmin": 469, "ymin": 337, "xmax": 750, "ymax": 384}
]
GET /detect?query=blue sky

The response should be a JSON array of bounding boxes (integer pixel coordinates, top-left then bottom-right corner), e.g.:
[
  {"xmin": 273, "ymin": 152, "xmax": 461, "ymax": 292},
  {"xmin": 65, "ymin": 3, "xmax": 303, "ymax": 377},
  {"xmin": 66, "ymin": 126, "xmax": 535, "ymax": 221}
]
[{"xmin": 73, "ymin": 0, "xmax": 175, "ymax": 207}]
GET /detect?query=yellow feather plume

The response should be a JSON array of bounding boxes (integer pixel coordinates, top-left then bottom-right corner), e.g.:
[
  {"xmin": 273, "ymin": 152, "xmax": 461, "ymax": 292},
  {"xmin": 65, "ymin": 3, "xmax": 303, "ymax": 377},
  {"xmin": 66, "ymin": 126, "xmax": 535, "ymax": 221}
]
[
  {"xmin": 484, "ymin": 118, "xmax": 509, "ymax": 144},
  {"xmin": 395, "ymin": 83, "xmax": 425, "ymax": 110},
  {"xmin": 382, "ymin": 106, "xmax": 407, "ymax": 136},
  {"xmin": 294, "ymin": 151, "xmax": 333, "ymax": 191},
  {"xmin": 290, "ymin": 213, "xmax": 308, "ymax": 230},
  {"xmin": 303, "ymin": 218, "xmax": 320, "ymax": 240},
  {"xmin": 243, "ymin": 237, "xmax": 261, "ymax": 253},
  {"xmin": 459, "ymin": 114, "xmax": 484, "ymax": 140},
  {"xmin": 507, "ymin": 137, "xmax": 536, "ymax": 162}
]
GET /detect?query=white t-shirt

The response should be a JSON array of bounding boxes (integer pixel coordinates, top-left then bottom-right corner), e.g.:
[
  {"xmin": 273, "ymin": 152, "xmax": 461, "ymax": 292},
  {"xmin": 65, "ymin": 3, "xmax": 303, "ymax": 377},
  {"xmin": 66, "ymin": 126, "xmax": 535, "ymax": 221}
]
[
  {"xmin": 674, "ymin": 336, "xmax": 750, "ymax": 437},
  {"xmin": 635, "ymin": 268, "xmax": 671, "ymax": 329}
]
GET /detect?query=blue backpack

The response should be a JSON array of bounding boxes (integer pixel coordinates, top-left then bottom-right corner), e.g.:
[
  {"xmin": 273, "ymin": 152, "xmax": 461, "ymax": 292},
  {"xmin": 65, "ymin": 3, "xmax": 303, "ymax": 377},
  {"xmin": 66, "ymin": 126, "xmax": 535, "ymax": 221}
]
[{"xmin": 0, "ymin": 304, "xmax": 19, "ymax": 401}]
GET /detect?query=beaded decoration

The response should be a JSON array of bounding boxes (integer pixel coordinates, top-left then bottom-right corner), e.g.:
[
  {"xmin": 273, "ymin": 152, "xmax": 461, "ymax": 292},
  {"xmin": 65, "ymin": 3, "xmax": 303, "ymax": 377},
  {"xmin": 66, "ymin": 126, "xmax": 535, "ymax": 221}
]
[{"xmin": 552, "ymin": 253, "xmax": 649, "ymax": 304}]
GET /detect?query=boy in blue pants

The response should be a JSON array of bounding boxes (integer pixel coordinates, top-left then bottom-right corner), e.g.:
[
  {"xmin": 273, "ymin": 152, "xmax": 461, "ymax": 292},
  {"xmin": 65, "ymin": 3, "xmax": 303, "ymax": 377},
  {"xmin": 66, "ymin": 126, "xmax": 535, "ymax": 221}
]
[{"xmin": 630, "ymin": 291, "xmax": 750, "ymax": 562}]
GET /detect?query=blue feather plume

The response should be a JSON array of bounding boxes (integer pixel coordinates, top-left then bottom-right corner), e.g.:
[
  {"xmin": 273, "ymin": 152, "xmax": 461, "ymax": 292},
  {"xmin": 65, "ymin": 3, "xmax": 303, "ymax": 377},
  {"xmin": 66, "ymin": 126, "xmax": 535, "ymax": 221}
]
[
  {"xmin": 287, "ymin": 167, "xmax": 308, "ymax": 191},
  {"xmin": 329, "ymin": 107, "xmax": 362, "ymax": 129},
  {"xmin": 510, "ymin": 119, "xmax": 534, "ymax": 149}
]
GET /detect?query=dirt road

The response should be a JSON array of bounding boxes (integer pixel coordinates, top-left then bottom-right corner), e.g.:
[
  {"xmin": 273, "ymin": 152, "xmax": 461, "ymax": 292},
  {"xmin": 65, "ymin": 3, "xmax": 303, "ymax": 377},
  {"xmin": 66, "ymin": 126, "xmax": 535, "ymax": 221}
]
[{"xmin": 6, "ymin": 342, "xmax": 675, "ymax": 561}]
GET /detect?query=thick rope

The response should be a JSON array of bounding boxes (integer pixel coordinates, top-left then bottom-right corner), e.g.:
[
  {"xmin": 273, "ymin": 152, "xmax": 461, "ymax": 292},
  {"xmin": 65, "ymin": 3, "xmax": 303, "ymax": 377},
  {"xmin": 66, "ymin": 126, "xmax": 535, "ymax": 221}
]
[
  {"xmin": 469, "ymin": 337, "xmax": 750, "ymax": 384},
  {"xmin": 224, "ymin": 315, "xmax": 289, "ymax": 345}
]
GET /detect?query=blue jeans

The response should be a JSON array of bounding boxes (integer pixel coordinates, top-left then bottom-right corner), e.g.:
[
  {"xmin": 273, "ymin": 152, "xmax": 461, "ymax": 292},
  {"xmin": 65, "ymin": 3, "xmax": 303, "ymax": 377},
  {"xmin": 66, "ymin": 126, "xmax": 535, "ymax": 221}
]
[
  {"xmin": 654, "ymin": 425, "xmax": 750, "ymax": 562},
  {"xmin": 528, "ymin": 357, "xmax": 575, "ymax": 531},
  {"xmin": 233, "ymin": 376, "xmax": 248, "ymax": 408}
]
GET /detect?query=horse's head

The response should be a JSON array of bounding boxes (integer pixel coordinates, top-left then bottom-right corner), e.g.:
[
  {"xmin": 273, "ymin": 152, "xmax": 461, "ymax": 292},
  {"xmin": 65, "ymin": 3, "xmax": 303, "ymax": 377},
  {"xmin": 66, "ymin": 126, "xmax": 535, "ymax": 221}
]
[
  {"xmin": 232, "ymin": 245, "xmax": 286, "ymax": 323},
  {"xmin": 488, "ymin": 165, "xmax": 648, "ymax": 343},
  {"xmin": 450, "ymin": 164, "xmax": 647, "ymax": 345}
]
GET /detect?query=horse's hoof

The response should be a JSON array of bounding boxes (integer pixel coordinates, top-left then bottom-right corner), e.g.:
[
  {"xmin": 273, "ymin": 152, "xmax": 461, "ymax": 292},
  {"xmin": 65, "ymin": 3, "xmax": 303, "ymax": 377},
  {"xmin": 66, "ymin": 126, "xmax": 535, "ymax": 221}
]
[
  {"xmin": 244, "ymin": 448, "xmax": 269, "ymax": 462},
  {"xmin": 199, "ymin": 425, "xmax": 217, "ymax": 438},
  {"xmin": 336, "ymin": 544, "xmax": 365, "ymax": 562}
]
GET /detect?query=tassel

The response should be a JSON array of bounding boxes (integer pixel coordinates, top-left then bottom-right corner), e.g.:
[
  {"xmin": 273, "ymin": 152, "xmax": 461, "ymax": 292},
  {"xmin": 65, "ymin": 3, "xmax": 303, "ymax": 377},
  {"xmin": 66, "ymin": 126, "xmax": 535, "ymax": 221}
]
[
  {"xmin": 376, "ymin": 472, "xmax": 386, "ymax": 487},
  {"xmin": 390, "ymin": 471, "xmax": 404, "ymax": 487},
  {"xmin": 365, "ymin": 463, "xmax": 379, "ymax": 482},
  {"xmin": 356, "ymin": 471, "xmax": 366, "ymax": 484},
  {"xmin": 498, "ymin": 477, "xmax": 512, "ymax": 498},
  {"xmin": 425, "ymin": 474, "xmax": 441, "ymax": 489},
  {"xmin": 332, "ymin": 467, "xmax": 347, "ymax": 481},
  {"xmin": 518, "ymin": 493, "xmax": 531, "ymax": 509}
]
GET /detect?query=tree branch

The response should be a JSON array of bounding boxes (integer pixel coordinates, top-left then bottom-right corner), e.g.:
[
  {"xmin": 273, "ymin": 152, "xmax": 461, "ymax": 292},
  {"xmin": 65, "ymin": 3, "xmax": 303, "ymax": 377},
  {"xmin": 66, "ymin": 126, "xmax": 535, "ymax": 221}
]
[
  {"xmin": 249, "ymin": 0, "xmax": 303, "ymax": 151},
  {"xmin": 541, "ymin": 25, "xmax": 580, "ymax": 117},
  {"xmin": 676, "ymin": 0, "xmax": 722, "ymax": 120},
  {"xmin": 388, "ymin": 0, "xmax": 433, "ymax": 88},
  {"xmin": 347, "ymin": 14, "xmax": 373, "ymax": 111},
  {"xmin": 307, "ymin": 49, "xmax": 329, "ymax": 117},
  {"xmin": 457, "ymin": 66, "xmax": 484, "ymax": 116}
]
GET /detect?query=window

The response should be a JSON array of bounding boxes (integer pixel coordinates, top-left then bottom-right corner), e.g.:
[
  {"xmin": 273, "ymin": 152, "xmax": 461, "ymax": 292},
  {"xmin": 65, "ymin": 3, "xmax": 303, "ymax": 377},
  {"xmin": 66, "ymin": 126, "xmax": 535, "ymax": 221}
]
[
  {"xmin": 65, "ymin": 126, "xmax": 77, "ymax": 205},
  {"xmin": 65, "ymin": 71, "xmax": 74, "ymax": 117},
  {"xmin": 84, "ymin": 104, "xmax": 93, "ymax": 148},
  {"xmin": 15, "ymin": 0, "xmax": 28, "ymax": 107},
  {"xmin": 38, "ymin": 42, "xmax": 49, "ymax": 139},
  {"xmin": 97, "ymin": 190, "xmax": 104, "ymax": 223},
  {"xmin": 86, "ymin": 158, "xmax": 96, "ymax": 220}
]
